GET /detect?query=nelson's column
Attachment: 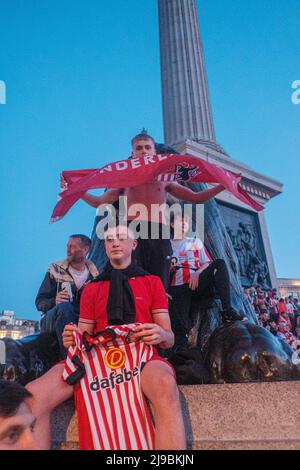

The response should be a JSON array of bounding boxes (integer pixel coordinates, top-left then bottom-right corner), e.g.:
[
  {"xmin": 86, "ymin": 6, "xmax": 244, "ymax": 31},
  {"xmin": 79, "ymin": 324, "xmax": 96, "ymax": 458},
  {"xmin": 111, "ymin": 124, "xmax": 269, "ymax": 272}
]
[
  {"xmin": 158, "ymin": 0, "xmax": 282, "ymax": 294},
  {"xmin": 89, "ymin": 0, "xmax": 282, "ymax": 319}
]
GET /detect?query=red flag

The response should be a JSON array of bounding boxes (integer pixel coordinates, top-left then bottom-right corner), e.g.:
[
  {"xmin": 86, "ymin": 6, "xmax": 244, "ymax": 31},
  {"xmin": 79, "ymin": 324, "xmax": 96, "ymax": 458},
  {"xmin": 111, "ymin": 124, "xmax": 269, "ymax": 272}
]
[{"xmin": 50, "ymin": 154, "xmax": 263, "ymax": 222}]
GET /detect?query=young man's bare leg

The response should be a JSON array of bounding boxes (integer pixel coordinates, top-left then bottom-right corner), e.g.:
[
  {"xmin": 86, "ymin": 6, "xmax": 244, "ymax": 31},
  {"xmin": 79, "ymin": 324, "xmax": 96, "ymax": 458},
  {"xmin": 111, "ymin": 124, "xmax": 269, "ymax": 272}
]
[
  {"xmin": 141, "ymin": 360, "xmax": 186, "ymax": 450},
  {"xmin": 26, "ymin": 363, "xmax": 73, "ymax": 449}
]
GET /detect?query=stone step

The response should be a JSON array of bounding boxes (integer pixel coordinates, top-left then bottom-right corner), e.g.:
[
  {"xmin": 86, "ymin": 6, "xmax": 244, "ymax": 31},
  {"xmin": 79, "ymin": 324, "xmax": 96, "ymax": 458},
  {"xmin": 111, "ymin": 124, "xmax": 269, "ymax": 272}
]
[
  {"xmin": 180, "ymin": 381, "xmax": 300, "ymax": 450},
  {"xmin": 51, "ymin": 381, "xmax": 300, "ymax": 450}
]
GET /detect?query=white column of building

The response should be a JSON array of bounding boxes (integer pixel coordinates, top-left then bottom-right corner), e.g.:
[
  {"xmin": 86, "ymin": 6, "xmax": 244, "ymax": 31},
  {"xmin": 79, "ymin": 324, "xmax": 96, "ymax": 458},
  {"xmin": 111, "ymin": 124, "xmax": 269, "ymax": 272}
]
[{"xmin": 158, "ymin": 0, "xmax": 216, "ymax": 148}]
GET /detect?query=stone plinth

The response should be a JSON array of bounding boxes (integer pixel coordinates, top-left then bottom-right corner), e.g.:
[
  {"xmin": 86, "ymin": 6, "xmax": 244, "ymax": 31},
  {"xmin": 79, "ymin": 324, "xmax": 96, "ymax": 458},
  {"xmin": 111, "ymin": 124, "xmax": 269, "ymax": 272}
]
[
  {"xmin": 51, "ymin": 381, "xmax": 300, "ymax": 450},
  {"xmin": 180, "ymin": 381, "xmax": 300, "ymax": 450}
]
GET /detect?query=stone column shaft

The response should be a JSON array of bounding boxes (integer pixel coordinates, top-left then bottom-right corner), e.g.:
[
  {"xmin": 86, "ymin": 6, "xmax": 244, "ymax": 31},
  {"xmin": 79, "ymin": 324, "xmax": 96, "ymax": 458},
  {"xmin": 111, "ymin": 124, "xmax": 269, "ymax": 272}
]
[{"xmin": 158, "ymin": 0, "xmax": 216, "ymax": 147}]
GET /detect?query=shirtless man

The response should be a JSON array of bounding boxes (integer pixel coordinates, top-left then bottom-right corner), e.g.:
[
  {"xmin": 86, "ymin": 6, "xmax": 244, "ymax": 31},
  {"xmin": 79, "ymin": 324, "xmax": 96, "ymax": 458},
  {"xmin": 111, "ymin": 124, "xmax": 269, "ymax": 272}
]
[{"xmin": 78, "ymin": 130, "xmax": 225, "ymax": 289}]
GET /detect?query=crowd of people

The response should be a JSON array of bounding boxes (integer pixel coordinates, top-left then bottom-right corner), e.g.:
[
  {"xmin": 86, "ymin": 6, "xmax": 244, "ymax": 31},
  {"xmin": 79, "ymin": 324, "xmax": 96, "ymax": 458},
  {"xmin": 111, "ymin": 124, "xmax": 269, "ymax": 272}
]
[{"xmin": 244, "ymin": 287, "xmax": 300, "ymax": 350}]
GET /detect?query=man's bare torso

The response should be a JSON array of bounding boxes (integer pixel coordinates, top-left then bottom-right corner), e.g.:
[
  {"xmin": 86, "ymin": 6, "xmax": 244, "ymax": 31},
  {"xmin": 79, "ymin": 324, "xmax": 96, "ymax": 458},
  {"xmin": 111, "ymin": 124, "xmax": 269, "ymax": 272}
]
[{"xmin": 124, "ymin": 181, "xmax": 169, "ymax": 223}]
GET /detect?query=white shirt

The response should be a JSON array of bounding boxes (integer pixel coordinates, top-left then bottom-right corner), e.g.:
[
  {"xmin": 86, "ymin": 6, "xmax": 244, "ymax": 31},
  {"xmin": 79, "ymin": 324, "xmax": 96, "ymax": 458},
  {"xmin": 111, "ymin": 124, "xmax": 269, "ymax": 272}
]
[
  {"xmin": 286, "ymin": 302, "xmax": 295, "ymax": 315},
  {"xmin": 69, "ymin": 265, "xmax": 89, "ymax": 290},
  {"xmin": 170, "ymin": 237, "xmax": 211, "ymax": 286}
]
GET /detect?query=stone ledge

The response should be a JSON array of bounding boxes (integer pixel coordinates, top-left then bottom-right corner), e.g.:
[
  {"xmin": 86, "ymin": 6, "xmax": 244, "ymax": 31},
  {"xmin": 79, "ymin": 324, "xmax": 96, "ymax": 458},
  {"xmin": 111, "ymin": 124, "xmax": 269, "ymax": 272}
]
[
  {"xmin": 51, "ymin": 381, "xmax": 300, "ymax": 450},
  {"xmin": 194, "ymin": 440, "xmax": 300, "ymax": 450}
]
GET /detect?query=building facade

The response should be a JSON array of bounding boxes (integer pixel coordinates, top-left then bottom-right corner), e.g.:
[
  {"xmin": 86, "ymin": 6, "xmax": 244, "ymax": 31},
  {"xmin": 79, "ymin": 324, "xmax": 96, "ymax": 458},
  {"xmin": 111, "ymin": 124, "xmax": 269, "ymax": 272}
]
[
  {"xmin": 278, "ymin": 279, "xmax": 300, "ymax": 300},
  {"xmin": 0, "ymin": 310, "xmax": 38, "ymax": 340}
]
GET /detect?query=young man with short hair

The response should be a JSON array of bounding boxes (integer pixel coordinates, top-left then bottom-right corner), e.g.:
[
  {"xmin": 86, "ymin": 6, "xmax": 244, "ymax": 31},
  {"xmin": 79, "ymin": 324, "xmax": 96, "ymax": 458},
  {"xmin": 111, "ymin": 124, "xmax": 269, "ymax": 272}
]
[
  {"xmin": 168, "ymin": 212, "xmax": 245, "ymax": 347},
  {"xmin": 35, "ymin": 234, "xmax": 99, "ymax": 358},
  {"xmin": 0, "ymin": 380, "xmax": 39, "ymax": 450},
  {"xmin": 27, "ymin": 224, "xmax": 186, "ymax": 450},
  {"xmin": 79, "ymin": 130, "xmax": 225, "ymax": 289}
]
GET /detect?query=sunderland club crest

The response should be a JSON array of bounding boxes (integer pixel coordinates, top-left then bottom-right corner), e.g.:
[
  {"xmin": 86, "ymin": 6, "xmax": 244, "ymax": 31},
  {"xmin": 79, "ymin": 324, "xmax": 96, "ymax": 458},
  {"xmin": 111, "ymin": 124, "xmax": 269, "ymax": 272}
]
[{"xmin": 174, "ymin": 164, "xmax": 200, "ymax": 182}]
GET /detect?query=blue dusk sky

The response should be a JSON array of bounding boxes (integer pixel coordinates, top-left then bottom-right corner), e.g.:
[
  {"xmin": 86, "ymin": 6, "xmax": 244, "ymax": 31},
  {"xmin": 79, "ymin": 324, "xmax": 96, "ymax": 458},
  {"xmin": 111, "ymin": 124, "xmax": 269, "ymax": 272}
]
[{"xmin": 0, "ymin": 0, "xmax": 299, "ymax": 319}]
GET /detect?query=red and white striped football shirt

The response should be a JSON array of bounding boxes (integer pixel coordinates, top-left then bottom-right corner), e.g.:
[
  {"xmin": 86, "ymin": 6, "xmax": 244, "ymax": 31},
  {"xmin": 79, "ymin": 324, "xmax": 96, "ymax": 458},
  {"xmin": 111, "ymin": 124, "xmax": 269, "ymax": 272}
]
[
  {"xmin": 170, "ymin": 237, "xmax": 212, "ymax": 286},
  {"xmin": 63, "ymin": 323, "xmax": 155, "ymax": 450}
]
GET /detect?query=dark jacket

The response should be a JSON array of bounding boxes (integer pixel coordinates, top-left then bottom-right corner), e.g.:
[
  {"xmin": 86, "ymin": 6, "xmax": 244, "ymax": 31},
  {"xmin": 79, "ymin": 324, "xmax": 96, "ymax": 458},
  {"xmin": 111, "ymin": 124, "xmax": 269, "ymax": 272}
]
[{"xmin": 35, "ymin": 259, "xmax": 99, "ymax": 314}]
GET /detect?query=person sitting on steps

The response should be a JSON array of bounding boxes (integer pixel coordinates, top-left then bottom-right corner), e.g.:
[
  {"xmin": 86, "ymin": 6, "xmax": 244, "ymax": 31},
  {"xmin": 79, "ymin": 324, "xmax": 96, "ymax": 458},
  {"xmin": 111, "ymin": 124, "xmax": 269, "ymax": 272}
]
[{"xmin": 168, "ymin": 212, "xmax": 246, "ymax": 348}]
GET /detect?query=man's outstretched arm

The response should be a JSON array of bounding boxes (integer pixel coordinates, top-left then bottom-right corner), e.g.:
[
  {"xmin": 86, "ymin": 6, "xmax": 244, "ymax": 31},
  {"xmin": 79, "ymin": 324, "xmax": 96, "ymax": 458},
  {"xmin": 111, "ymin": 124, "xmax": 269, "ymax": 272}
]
[
  {"xmin": 166, "ymin": 182, "xmax": 224, "ymax": 203},
  {"xmin": 81, "ymin": 188, "xmax": 124, "ymax": 208},
  {"xmin": 61, "ymin": 174, "xmax": 124, "ymax": 208}
]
